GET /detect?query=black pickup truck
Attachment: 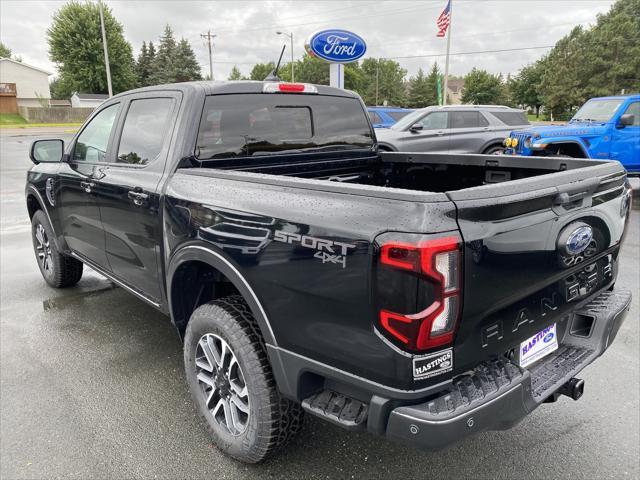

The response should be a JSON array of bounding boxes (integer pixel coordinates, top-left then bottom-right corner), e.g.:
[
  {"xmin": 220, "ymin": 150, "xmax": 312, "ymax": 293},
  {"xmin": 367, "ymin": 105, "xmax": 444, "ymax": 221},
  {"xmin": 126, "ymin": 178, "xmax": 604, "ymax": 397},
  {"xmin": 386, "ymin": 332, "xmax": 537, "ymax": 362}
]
[{"xmin": 26, "ymin": 81, "xmax": 632, "ymax": 463}]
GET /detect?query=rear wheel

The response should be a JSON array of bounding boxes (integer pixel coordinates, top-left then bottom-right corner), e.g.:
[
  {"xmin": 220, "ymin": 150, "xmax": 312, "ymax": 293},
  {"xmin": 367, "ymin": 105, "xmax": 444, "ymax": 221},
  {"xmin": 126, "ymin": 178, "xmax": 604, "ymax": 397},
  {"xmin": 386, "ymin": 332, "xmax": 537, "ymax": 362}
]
[
  {"xmin": 31, "ymin": 210, "xmax": 83, "ymax": 288},
  {"xmin": 184, "ymin": 295, "xmax": 304, "ymax": 463}
]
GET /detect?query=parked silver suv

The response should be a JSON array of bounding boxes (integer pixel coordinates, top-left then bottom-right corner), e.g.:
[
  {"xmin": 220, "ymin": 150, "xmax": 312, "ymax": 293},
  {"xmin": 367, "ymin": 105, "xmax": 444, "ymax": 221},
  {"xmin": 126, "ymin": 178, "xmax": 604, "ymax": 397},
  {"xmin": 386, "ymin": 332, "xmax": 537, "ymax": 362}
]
[{"xmin": 375, "ymin": 105, "xmax": 531, "ymax": 154}]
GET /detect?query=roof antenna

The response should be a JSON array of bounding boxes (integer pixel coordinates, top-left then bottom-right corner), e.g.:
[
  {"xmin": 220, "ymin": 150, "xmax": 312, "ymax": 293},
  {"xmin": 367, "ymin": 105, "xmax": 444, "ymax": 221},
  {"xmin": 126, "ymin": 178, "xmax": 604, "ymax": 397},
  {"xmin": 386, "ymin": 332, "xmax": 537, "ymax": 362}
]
[{"xmin": 264, "ymin": 44, "xmax": 286, "ymax": 82}]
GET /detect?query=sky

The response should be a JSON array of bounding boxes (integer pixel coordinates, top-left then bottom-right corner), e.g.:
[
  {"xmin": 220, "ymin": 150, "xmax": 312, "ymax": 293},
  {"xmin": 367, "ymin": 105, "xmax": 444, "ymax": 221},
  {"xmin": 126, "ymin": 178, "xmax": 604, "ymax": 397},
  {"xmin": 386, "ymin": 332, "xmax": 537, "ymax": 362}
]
[{"xmin": 0, "ymin": 0, "xmax": 615, "ymax": 81}]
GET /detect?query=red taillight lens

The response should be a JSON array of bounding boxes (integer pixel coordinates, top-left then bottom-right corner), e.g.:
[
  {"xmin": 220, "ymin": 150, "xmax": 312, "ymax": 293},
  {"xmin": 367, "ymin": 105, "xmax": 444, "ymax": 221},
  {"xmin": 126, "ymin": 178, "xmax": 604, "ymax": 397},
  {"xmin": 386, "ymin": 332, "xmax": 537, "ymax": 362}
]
[
  {"xmin": 262, "ymin": 82, "xmax": 318, "ymax": 93},
  {"xmin": 378, "ymin": 236, "xmax": 461, "ymax": 351}
]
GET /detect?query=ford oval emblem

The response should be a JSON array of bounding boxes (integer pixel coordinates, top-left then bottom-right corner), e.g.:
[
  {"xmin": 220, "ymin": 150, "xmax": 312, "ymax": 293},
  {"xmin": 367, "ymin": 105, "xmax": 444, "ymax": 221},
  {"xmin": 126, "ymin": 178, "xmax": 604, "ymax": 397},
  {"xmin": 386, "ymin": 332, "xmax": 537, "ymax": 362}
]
[
  {"xmin": 543, "ymin": 333, "xmax": 554, "ymax": 343},
  {"xmin": 565, "ymin": 225, "xmax": 593, "ymax": 255},
  {"xmin": 305, "ymin": 29, "xmax": 367, "ymax": 63}
]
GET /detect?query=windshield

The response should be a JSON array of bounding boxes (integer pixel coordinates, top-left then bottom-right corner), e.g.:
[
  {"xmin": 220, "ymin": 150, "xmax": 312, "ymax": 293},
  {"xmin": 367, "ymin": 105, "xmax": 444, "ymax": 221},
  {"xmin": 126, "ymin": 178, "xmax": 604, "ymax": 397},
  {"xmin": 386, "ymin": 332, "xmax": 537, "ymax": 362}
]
[
  {"xmin": 390, "ymin": 109, "xmax": 427, "ymax": 131},
  {"xmin": 571, "ymin": 99, "xmax": 623, "ymax": 123}
]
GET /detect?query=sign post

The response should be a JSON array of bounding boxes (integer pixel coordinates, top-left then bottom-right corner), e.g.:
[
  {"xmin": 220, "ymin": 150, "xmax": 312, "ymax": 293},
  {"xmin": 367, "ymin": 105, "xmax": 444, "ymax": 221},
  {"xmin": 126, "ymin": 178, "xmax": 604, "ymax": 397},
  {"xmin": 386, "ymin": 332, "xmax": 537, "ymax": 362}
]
[{"xmin": 305, "ymin": 29, "xmax": 366, "ymax": 89}]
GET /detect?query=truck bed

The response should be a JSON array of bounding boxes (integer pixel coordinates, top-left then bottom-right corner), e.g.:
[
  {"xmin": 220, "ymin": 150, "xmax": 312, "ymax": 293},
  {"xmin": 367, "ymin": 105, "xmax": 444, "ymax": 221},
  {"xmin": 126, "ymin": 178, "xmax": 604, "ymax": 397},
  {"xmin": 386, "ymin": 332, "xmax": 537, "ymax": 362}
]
[{"xmin": 185, "ymin": 151, "xmax": 623, "ymax": 198}]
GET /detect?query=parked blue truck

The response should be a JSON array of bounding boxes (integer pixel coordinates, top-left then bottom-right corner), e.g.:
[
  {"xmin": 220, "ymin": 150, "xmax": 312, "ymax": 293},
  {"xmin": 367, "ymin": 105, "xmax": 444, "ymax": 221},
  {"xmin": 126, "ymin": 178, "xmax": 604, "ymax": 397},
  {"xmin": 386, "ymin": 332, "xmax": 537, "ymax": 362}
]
[{"xmin": 504, "ymin": 94, "xmax": 639, "ymax": 174}]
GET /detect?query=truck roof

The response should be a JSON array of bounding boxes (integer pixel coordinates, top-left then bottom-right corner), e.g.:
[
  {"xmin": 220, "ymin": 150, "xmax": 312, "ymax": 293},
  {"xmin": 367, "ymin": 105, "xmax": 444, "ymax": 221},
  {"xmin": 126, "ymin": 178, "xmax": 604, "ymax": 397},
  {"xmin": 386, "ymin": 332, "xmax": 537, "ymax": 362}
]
[
  {"xmin": 589, "ymin": 94, "xmax": 640, "ymax": 100},
  {"xmin": 110, "ymin": 80, "xmax": 360, "ymax": 99}
]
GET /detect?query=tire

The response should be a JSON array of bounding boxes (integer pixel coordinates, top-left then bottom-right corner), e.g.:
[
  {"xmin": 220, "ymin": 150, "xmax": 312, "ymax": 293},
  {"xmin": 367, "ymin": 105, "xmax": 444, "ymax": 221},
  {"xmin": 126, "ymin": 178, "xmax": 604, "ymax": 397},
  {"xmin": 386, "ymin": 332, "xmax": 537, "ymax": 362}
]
[
  {"xmin": 483, "ymin": 145, "xmax": 504, "ymax": 155},
  {"xmin": 184, "ymin": 295, "xmax": 304, "ymax": 463},
  {"xmin": 31, "ymin": 210, "xmax": 83, "ymax": 288}
]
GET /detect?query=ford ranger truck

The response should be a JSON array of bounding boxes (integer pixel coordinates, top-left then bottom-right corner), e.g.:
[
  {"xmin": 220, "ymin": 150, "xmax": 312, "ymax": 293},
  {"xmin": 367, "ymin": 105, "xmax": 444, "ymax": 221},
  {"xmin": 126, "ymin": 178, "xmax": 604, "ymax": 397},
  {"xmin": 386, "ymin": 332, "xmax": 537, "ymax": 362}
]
[
  {"xmin": 25, "ymin": 81, "xmax": 632, "ymax": 463},
  {"xmin": 504, "ymin": 94, "xmax": 640, "ymax": 174}
]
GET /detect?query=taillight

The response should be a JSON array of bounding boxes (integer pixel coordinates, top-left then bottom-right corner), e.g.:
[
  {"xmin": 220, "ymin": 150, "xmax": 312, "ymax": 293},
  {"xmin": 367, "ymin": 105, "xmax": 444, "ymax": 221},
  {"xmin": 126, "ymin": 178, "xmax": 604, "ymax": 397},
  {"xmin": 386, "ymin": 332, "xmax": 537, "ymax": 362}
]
[
  {"xmin": 262, "ymin": 82, "xmax": 318, "ymax": 94},
  {"xmin": 378, "ymin": 236, "xmax": 461, "ymax": 351}
]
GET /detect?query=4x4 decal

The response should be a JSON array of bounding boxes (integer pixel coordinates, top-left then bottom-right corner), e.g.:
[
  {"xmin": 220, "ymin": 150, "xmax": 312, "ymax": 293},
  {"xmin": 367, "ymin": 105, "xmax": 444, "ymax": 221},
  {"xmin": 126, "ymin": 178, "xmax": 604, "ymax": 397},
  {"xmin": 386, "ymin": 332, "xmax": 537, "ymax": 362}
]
[{"xmin": 273, "ymin": 230, "xmax": 356, "ymax": 268}]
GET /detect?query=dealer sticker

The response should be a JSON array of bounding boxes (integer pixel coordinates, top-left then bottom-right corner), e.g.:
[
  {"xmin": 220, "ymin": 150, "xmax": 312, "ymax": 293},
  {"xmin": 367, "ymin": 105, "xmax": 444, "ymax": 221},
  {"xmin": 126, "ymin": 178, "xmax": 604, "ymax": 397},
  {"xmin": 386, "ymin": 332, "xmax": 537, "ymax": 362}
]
[
  {"xmin": 519, "ymin": 323, "xmax": 558, "ymax": 368},
  {"xmin": 413, "ymin": 348, "xmax": 453, "ymax": 380}
]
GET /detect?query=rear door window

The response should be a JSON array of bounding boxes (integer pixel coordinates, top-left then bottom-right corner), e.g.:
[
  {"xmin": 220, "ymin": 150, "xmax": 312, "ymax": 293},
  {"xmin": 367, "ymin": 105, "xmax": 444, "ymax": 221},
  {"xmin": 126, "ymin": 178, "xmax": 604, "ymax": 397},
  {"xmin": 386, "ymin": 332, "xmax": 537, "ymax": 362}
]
[
  {"xmin": 449, "ymin": 111, "xmax": 480, "ymax": 129},
  {"xmin": 388, "ymin": 111, "xmax": 411, "ymax": 121},
  {"xmin": 117, "ymin": 97, "xmax": 174, "ymax": 165},
  {"xmin": 196, "ymin": 94, "xmax": 373, "ymax": 159},
  {"xmin": 369, "ymin": 111, "xmax": 383, "ymax": 124}
]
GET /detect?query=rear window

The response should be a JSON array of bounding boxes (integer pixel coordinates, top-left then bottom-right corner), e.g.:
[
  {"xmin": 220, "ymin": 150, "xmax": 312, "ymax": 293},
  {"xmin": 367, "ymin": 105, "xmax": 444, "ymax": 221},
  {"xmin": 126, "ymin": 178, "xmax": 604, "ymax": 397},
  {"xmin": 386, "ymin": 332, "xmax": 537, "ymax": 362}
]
[
  {"xmin": 369, "ymin": 111, "xmax": 383, "ymax": 124},
  {"xmin": 388, "ymin": 111, "xmax": 411, "ymax": 121},
  {"xmin": 196, "ymin": 94, "xmax": 373, "ymax": 159},
  {"xmin": 491, "ymin": 111, "xmax": 530, "ymax": 126}
]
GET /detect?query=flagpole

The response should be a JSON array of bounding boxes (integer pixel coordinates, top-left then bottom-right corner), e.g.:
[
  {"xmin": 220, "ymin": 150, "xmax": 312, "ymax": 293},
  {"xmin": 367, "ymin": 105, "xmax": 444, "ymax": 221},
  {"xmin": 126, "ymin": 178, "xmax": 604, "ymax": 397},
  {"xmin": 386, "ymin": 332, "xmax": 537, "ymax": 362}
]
[{"xmin": 443, "ymin": 0, "xmax": 452, "ymax": 106}]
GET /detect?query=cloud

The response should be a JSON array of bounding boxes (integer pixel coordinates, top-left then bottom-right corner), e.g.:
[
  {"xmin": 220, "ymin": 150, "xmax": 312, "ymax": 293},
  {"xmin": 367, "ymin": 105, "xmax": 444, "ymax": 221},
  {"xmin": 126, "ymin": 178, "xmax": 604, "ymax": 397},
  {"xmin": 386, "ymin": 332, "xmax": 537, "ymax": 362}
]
[{"xmin": 0, "ymin": 0, "xmax": 615, "ymax": 81}]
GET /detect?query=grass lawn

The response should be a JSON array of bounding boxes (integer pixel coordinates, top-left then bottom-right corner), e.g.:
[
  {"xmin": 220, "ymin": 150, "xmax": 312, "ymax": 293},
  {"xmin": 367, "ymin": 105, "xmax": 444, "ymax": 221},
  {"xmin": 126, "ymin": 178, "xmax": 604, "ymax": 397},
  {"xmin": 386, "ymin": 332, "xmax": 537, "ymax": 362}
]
[{"xmin": 0, "ymin": 113, "xmax": 28, "ymax": 125}]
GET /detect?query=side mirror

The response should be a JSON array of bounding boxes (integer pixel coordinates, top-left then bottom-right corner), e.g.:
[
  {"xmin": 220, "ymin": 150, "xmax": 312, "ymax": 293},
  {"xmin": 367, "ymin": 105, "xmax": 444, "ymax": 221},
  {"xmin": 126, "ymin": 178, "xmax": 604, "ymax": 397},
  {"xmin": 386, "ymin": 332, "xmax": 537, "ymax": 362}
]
[
  {"xmin": 618, "ymin": 114, "xmax": 634, "ymax": 127},
  {"xmin": 30, "ymin": 139, "xmax": 64, "ymax": 164},
  {"xmin": 409, "ymin": 124, "xmax": 423, "ymax": 133}
]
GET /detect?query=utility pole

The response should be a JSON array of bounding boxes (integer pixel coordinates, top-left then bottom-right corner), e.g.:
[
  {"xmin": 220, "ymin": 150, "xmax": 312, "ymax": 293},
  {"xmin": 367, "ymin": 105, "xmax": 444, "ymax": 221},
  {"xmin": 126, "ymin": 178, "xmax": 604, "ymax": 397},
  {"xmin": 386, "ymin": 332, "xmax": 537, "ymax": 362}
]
[
  {"xmin": 200, "ymin": 30, "xmax": 216, "ymax": 80},
  {"xmin": 98, "ymin": 1, "xmax": 112, "ymax": 97}
]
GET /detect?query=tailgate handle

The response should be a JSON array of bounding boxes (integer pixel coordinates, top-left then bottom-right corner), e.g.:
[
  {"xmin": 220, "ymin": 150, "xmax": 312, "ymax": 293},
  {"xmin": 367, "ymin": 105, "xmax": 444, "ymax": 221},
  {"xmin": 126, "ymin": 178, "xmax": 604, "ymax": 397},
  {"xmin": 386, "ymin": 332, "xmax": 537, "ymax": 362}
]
[{"xmin": 553, "ymin": 179, "xmax": 599, "ymax": 206}]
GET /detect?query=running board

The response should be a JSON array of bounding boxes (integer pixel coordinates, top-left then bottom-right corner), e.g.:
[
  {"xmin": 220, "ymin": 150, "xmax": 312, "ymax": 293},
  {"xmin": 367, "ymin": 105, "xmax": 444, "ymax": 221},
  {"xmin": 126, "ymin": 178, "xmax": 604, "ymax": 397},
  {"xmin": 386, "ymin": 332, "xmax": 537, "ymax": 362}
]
[{"xmin": 302, "ymin": 390, "xmax": 368, "ymax": 430}]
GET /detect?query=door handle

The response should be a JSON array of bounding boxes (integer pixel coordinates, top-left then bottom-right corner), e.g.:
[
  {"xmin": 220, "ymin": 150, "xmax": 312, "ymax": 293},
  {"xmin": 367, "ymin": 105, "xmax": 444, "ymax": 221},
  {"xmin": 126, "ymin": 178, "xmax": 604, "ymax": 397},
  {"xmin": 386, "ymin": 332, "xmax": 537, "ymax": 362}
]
[
  {"xmin": 436, "ymin": 130, "xmax": 445, "ymax": 136},
  {"xmin": 80, "ymin": 181, "xmax": 95, "ymax": 193},
  {"xmin": 128, "ymin": 190, "xmax": 149, "ymax": 206}
]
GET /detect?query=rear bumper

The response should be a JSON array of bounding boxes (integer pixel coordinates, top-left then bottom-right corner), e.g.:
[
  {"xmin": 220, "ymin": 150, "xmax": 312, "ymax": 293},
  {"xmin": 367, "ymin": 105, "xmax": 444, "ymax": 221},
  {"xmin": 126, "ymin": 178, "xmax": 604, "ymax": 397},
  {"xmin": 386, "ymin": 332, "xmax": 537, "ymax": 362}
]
[{"xmin": 385, "ymin": 288, "xmax": 632, "ymax": 450}]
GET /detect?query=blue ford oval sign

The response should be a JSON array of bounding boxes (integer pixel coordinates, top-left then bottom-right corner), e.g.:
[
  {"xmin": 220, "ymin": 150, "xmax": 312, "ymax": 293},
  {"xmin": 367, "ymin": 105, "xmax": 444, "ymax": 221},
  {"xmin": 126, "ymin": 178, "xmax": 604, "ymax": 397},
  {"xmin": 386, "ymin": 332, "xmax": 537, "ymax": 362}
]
[{"xmin": 306, "ymin": 29, "xmax": 367, "ymax": 63}]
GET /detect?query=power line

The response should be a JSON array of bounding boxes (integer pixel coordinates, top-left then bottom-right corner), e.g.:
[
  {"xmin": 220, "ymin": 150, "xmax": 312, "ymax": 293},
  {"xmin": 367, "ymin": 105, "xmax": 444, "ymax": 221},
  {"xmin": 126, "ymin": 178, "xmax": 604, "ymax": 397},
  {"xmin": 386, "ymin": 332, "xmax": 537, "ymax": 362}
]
[
  {"xmin": 388, "ymin": 45, "xmax": 555, "ymax": 60},
  {"xmin": 206, "ymin": 44, "xmax": 557, "ymax": 66}
]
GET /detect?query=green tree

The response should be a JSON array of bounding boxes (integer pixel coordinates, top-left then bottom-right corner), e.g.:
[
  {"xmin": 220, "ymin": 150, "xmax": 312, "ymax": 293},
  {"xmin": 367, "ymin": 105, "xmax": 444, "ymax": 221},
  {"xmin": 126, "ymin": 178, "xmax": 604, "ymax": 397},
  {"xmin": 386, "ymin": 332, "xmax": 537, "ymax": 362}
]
[
  {"xmin": 228, "ymin": 65, "xmax": 243, "ymax": 80},
  {"xmin": 407, "ymin": 63, "xmax": 440, "ymax": 108},
  {"xmin": 47, "ymin": 0, "xmax": 136, "ymax": 97},
  {"xmin": 510, "ymin": 62, "xmax": 544, "ymax": 117},
  {"xmin": 361, "ymin": 58, "xmax": 407, "ymax": 106},
  {"xmin": 249, "ymin": 62, "xmax": 276, "ymax": 81},
  {"xmin": 135, "ymin": 41, "xmax": 154, "ymax": 87},
  {"xmin": 344, "ymin": 62, "xmax": 365, "ymax": 93},
  {"xmin": 149, "ymin": 25, "xmax": 177, "ymax": 84},
  {"xmin": 173, "ymin": 38, "xmax": 202, "ymax": 82},
  {"xmin": 0, "ymin": 41, "xmax": 11, "ymax": 58},
  {"xmin": 291, "ymin": 56, "xmax": 329, "ymax": 84},
  {"xmin": 461, "ymin": 68, "xmax": 504, "ymax": 105}
]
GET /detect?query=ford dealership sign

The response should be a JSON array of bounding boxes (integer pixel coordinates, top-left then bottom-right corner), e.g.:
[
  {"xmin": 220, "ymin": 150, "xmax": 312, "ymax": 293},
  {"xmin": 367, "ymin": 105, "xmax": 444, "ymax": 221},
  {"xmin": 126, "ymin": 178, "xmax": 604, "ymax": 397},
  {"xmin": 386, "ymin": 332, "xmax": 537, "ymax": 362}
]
[{"xmin": 305, "ymin": 29, "xmax": 366, "ymax": 63}]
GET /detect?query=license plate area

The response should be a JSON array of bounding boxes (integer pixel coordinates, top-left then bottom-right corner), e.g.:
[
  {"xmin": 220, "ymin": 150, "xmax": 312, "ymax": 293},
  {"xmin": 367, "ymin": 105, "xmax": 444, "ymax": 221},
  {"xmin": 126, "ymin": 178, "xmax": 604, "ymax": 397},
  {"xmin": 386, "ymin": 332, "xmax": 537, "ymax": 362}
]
[{"xmin": 519, "ymin": 323, "xmax": 558, "ymax": 368}]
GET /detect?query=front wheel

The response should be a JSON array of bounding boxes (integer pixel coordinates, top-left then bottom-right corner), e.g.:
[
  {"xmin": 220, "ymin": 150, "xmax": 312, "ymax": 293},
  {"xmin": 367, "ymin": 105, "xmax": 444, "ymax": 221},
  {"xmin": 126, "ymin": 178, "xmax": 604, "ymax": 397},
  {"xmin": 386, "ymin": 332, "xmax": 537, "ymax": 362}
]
[
  {"xmin": 183, "ymin": 295, "xmax": 303, "ymax": 463},
  {"xmin": 483, "ymin": 145, "xmax": 504, "ymax": 155},
  {"xmin": 31, "ymin": 210, "xmax": 83, "ymax": 288}
]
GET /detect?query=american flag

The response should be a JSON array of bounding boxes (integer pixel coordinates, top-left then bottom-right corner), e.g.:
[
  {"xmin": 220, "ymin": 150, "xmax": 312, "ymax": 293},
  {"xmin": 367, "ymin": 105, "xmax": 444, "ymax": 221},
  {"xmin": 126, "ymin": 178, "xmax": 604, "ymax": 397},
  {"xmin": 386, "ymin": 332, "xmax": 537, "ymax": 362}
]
[{"xmin": 436, "ymin": 0, "xmax": 451, "ymax": 37}]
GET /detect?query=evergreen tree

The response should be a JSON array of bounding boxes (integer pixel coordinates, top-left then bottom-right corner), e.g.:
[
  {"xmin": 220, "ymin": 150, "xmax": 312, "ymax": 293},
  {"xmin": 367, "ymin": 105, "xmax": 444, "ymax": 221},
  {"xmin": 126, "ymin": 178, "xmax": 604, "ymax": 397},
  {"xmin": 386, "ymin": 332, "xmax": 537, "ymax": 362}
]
[
  {"xmin": 360, "ymin": 58, "xmax": 407, "ymax": 106},
  {"xmin": 249, "ymin": 62, "xmax": 276, "ymax": 81},
  {"xmin": 228, "ymin": 65, "xmax": 242, "ymax": 80},
  {"xmin": 136, "ymin": 41, "xmax": 153, "ymax": 87},
  {"xmin": 0, "ymin": 41, "xmax": 11, "ymax": 58},
  {"xmin": 173, "ymin": 38, "xmax": 202, "ymax": 82},
  {"xmin": 407, "ymin": 64, "xmax": 440, "ymax": 108},
  {"xmin": 150, "ymin": 24, "xmax": 177, "ymax": 85}
]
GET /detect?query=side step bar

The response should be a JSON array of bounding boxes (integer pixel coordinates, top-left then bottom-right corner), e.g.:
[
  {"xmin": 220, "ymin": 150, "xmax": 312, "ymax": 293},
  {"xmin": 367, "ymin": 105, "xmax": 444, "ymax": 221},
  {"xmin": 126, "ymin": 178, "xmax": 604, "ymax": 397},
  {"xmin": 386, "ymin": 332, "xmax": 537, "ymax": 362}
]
[{"xmin": 302, "ymin": 390, "xmax": 368, "ymax": 430}]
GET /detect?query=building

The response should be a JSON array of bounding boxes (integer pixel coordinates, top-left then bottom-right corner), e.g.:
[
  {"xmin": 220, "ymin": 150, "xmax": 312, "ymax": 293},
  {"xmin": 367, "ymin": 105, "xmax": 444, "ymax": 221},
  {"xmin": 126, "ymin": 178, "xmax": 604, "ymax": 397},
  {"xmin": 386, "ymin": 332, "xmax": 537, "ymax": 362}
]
[
  {"xmin": 0, "ymin": 58, "xmax": 52, "ymax": 112},
  {"xmin": 446, "ymin": 78, "xmax": 464, "ymax": 105},
  {"xmin": 70, "ymin": 92, "xmax": 109, "ymax": 108}
]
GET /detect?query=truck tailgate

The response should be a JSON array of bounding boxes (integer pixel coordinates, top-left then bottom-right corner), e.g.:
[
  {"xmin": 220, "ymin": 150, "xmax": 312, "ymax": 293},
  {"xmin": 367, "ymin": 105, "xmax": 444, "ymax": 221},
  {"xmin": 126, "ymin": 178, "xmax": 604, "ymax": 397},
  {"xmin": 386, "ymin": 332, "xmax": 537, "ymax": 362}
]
[{"xmin": 446, "ymin": 162, "xmax": 631, "ymax": 372}]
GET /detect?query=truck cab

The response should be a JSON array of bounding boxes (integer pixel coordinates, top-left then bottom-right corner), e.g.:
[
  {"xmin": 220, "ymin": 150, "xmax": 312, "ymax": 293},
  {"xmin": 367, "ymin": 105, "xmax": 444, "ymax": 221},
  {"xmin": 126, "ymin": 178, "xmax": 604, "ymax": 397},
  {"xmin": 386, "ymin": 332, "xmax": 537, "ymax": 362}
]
[{"xmin": 504, "ymin": 94, "xmax": 640, "ymax": 174}]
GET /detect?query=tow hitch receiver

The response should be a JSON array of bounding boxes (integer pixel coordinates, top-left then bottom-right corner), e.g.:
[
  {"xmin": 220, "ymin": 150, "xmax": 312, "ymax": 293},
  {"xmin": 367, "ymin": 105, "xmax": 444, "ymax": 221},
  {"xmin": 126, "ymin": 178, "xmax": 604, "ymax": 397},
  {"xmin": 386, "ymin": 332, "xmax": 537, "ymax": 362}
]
[{"xmin": 545, "ymin": 377, "xmax": 585, "ymax": 403}]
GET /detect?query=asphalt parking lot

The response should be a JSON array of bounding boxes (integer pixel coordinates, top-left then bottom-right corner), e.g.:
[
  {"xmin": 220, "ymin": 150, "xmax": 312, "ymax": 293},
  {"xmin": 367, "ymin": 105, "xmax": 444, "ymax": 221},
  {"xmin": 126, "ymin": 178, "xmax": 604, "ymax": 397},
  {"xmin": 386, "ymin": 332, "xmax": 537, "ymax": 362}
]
[{"xmin": 1, "ymin": 129, "xmax": 638, "ymax": 479}]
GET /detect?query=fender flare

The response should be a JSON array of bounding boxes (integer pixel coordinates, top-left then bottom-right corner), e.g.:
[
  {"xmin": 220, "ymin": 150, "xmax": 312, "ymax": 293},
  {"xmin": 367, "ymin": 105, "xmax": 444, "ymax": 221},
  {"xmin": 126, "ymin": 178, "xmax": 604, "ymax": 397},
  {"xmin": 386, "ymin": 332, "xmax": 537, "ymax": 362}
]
[
  {"xmin": 166, "ymin": 243, "xmax": 277, "ymax": 346},
  {"xmin": 538, "ymin": 139, "xmax": 590, "ymax": 157},
  {"xmin": 26, "ymin": 185, "xmax": 64, "ymax": 251},
  {"xmin": 479, "ymin": 138, "xmax": 507, "ymax": 153}
]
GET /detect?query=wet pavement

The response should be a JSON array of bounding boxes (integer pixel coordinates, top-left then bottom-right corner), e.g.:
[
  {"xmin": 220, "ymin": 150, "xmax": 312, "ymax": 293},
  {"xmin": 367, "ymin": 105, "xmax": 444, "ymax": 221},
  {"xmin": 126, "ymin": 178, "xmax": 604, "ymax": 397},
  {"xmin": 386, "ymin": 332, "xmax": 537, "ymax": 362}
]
[{"xmin": 1, "ymin": 129, "xmax": 638, "ymax": 479}]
